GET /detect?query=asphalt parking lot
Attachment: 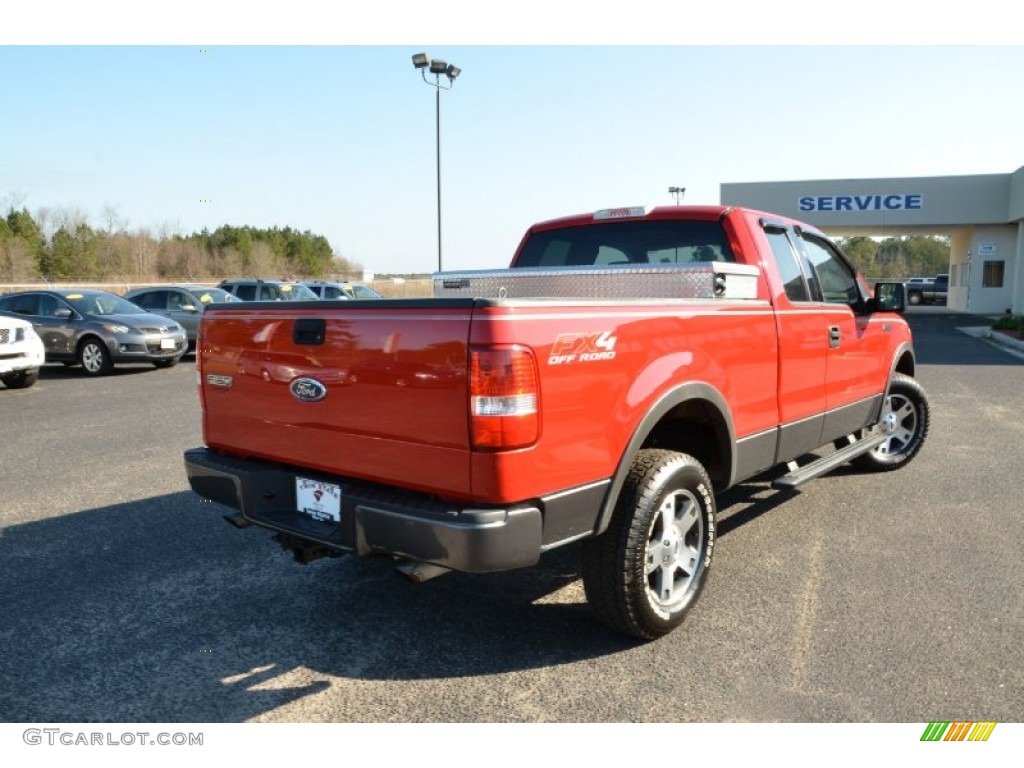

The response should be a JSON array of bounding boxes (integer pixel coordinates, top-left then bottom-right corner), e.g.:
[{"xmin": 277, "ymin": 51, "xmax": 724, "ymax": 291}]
[{"xmin": 1, "ymin": 308, "xmax": 1021, "ymax": 723}]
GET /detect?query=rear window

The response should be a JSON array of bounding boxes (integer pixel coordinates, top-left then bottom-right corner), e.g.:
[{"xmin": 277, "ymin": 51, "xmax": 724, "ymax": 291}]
[{"xmin": 515, "ymin": 220, "xmax": 734, "ymax": 268}]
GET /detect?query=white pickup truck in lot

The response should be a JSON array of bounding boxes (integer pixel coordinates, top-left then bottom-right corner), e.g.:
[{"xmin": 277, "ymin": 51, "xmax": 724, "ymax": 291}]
[{"xmin": 0, "ymin": 313, "xmax": 45, "ymax": 389}]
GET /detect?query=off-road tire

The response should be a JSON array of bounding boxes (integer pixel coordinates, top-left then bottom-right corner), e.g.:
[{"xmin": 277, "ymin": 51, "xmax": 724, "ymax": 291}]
[{"xmin": 581, "ymin": 449, "xmax": 716, "ymax": 640}]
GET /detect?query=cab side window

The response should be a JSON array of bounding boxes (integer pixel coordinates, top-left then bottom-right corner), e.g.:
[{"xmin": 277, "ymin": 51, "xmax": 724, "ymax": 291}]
[
  {"xmin": 799, "ymin": 235, "xmax": 862, "ymax": 308},
  {"xmin": 763, "ymin": 228, "xmax": 810, "ymax": 302}
]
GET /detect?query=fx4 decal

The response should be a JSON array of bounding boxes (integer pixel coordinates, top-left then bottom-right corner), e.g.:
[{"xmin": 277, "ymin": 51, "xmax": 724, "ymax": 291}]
[{"xmin": 549, "ymin": 331, "xmax": 618, "ymax": 365}]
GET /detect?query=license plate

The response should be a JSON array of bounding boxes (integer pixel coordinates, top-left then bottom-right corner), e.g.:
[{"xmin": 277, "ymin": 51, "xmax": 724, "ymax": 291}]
[
  {"xmin": 296, "ymin": 477, "xmax": 342, "ymax": 523},
  {"xmin": 160, "ymin": 338, "xmax": 175, "ymax": 349}
]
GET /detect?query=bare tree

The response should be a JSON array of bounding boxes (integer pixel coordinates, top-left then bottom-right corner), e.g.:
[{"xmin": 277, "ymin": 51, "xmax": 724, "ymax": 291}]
[
  {"xmin": 50, "ymin": 205, "xmax": 90, "ymax": 232},
  {"xmin": 0, "ymin": 237, "xmax": 37, "ymax": 281},
  {"xmin": 101, "ymin": 203, "xmax": 128, "ymax": 235},
  {"xmin": 133, "ymin": 228, "xmax": 157, "ymax": 279},
  {"xmin": 247, "ymin": 241, "xmax": 279, "ymax": 276},
  {"xmin": 1, "ymin": 189, "xmax": 29, "ymax": 212}
]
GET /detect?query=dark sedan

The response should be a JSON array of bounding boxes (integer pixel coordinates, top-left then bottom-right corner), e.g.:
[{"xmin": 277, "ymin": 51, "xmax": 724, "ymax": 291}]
[{"xmin": 0, "ymin": 289, "xmax": 188, "ymax": 375}]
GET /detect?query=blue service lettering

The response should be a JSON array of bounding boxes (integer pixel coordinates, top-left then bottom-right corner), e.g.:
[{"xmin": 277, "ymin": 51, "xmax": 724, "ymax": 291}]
[{"xmin": 798, "ymin": 194, "xmax": 923, "ymax": 212}]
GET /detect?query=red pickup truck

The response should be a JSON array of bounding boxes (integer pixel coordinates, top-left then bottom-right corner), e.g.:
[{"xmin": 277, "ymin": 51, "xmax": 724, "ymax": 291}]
[{"xmin": 185, "ymin": 205, "xmax": 929, "ymax": 639}]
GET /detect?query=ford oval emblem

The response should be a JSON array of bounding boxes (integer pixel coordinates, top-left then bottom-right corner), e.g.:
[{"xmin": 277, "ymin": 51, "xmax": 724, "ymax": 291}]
[{"xmin": 290, "ymin": 377, "xmax": 328, "ymax": 402}]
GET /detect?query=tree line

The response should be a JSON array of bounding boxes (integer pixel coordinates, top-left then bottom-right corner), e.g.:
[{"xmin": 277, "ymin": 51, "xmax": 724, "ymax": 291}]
[
  {"xmin": 2, "ymin": 203, "xmax": 949, "ymax": 284},
  {"xmin": 0, "ymin": 207, "xmax": 362, "ymax": 282}
]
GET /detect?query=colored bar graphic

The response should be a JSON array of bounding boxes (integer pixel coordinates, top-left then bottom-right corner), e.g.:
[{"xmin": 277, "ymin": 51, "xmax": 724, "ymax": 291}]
[
  {"xmin": 921, "ymin": 721, "xmax": 996, "ymax": 741},
  {"xmin": 970, "ymin": 722, "xmax": 997, "ymax": 741},
  {"xmin": 944, "ymin": 721, "xmax": 970, "ymax": 741}
]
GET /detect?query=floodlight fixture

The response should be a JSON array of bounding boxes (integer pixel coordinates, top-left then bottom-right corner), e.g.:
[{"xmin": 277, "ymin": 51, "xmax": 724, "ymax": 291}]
[{"xmin": 411, "ymin": 52, "xmax": 464, "ymax": 272}]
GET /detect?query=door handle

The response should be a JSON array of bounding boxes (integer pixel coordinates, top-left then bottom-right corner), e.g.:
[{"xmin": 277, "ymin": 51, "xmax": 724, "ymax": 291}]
[{"xmin": 828, "ymin": 325, "xmax": 841, "ymax": 348}]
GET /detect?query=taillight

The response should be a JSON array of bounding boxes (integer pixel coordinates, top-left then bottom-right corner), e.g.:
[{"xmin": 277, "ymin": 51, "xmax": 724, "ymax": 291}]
[{"xmin": 470, "ymin": 345, "xmax": 539, "ymax": 450}]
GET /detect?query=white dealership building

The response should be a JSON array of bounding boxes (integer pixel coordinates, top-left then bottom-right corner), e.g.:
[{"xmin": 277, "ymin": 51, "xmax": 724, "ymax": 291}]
[{"xmin": 721, "ymin": 166, "xmax": 1024, "ymax": 315}]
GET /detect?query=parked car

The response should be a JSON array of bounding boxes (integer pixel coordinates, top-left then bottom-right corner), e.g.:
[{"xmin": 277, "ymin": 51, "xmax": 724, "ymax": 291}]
[
  {"xmin": 218, "ymin": 279, "xmax": 319, "ymax": 302},
  {"xmin": 123, "ymin": 284, "xmax": 240, "ymax": 348},
  {"xmin": 0, "ymin": 289, "xmax": 187, "ymax": 375},
  {"xmin": 302, "ymin": 280, "xmax": 383, "ymax": 300},
  {"xmin": 0, "ymin": 313, "xmax": 46, "ymax": 389}
]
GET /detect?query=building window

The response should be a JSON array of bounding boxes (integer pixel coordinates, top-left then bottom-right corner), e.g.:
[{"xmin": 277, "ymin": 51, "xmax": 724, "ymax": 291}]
[{"xmin": 982, "ymin": 261, "xmax": 1004, "ymax": 288}]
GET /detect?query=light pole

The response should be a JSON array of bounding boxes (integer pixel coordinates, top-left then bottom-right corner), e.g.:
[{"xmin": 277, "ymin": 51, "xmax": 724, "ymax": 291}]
[
  {"xmin": 412, "ymin": 52, "xmax": 461, "ymax": 273},
  {"xmin": 668, "ymin": 186, "xmax": 686, "ymax": 205}
]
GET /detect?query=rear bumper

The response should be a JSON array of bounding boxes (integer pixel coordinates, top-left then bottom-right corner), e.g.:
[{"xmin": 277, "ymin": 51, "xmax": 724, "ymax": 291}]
[{"xmin": 183, "ymin": 447, "xmax": 544, "ymax": 572}]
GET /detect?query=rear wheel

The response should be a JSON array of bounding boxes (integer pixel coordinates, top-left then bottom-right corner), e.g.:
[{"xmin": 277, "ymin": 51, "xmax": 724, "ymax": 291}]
[
  {"xmin": 1, "ymin": 369, "xmax": 38, "ymax": 389},
  {"xmin": 907, "ymin": 291, "xmax": 922, "ymax": 305},
  {"xmin": 581, "ymin": 449, "xmax": 716, "ymax": 640},
  {"xmin": 78, "ymin": 338, "xmax": 113, "ymax": 376},
  {"xmin": 852, "ymin": 373, "xmax": 929, "ymax": 471}
]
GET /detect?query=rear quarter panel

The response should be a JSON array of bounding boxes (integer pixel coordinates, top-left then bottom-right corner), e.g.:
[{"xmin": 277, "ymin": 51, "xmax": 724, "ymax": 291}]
[{"xmin": 467, "ymin": 300, "xmax": 780, "ymax": 502}]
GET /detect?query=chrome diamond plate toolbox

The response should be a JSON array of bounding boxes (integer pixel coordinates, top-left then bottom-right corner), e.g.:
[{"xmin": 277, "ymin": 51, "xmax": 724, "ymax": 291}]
[{"xmin": 433, "ymin": 262, "xmax": 760, "ymax": 301}]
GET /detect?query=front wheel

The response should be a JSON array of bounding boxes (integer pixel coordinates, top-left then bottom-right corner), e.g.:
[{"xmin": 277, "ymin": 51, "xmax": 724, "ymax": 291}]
[
  {"xmin": 907, "ymin": 291, "xmax": 922, "ymax": 305},
  {"xmin": 581, "ymin": 449, "xmax": 716, "ymax": 640},
  {"xmin": 1, "ymin": 369, "xmax": 39, "ymax": 389},
  {"xmin": 78, "ymin": 338, "xmax": 113, "ymax": 376},
  {"xmin": 852, "ymin": 373, "xmax": 929, "ymax": 471}
]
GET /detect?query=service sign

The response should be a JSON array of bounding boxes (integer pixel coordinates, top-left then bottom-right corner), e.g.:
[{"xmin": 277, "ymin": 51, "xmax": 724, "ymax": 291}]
[{"xmin": 798, "ymin": 194, "xmax": 923, "ymax": 212}]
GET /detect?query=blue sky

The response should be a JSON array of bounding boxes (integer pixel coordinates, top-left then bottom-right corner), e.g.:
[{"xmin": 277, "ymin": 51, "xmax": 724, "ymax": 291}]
[{"xmin": 3, "ymin": 7, "xmax": 1023, "ymax": 274}]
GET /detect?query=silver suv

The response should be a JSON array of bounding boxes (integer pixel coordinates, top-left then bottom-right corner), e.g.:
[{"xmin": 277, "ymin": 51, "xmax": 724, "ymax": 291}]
[
  {"xmin": 218, "ymin": 279, "xmax": 319, "ymax": 302},
  {"xmin": 302, "ymin": 281, "xmax": 383, "ymax": 300}
]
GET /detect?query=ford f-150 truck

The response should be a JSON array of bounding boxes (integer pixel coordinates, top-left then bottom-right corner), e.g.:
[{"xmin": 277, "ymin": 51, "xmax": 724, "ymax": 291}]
[{"xmin": 184, "ymin": 205, "xmax": 929, "ymax": 639}]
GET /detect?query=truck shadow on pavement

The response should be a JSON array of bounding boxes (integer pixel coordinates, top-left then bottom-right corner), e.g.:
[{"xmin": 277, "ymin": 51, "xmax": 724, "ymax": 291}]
[{"xmin": 0, "ymin": 491, "xmax": 640, "ymax": 722}]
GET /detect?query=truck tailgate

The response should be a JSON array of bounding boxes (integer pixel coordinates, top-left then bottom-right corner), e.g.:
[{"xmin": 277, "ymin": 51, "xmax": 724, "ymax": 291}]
[{"xmin": 198, "ymin": 300, "xmax": 473, "ymax": 499}]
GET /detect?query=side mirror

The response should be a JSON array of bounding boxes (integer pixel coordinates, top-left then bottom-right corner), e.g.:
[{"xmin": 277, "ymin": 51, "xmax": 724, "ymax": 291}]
[
  {"xmin": 870, "ymin": 282, "xmax": 905, "ymax": 314},
  {"xmin": 180, "ymin": 304, "xmax": 199, "ymax": 313},
  {"xmin": 54, "ymin": 308, "xmax": 74, "ymax": 319}
]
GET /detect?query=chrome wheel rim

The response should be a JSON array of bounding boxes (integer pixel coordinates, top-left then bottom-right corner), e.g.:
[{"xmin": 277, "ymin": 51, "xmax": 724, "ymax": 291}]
[
  {"xmin": 872, "ymin": 393, "xmax": 918, "ymax": 459},
  {"xmin": 82, "ymin": 344, "xmax": 104, "ymax": 372},
  {"xmin": 645, "ymin": 489, "xmax": 703, "ymax": 611}
]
